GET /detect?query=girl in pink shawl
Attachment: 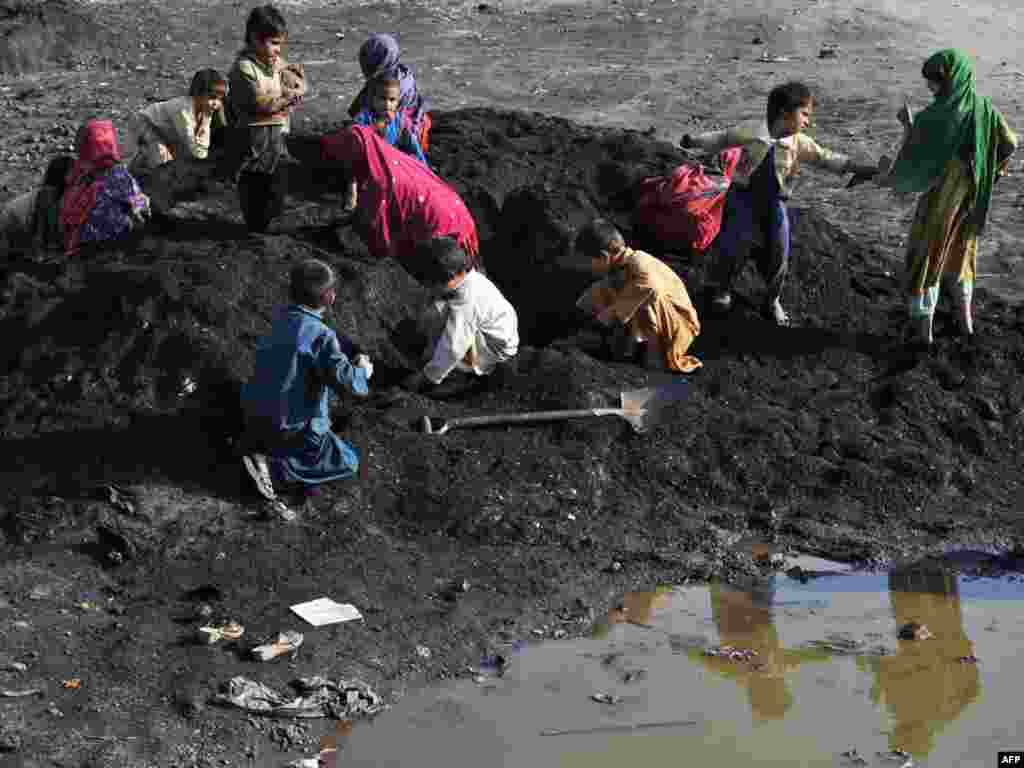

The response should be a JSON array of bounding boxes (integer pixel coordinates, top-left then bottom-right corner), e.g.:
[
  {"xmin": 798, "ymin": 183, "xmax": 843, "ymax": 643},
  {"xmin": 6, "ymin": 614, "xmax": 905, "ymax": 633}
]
[
  {"xmin": 60, "ymin": 119, "xmax": 150, "ymax": 255},
  {"xmin": 321, "ymin": 124, "xmax": 480, "ymax": 273}
]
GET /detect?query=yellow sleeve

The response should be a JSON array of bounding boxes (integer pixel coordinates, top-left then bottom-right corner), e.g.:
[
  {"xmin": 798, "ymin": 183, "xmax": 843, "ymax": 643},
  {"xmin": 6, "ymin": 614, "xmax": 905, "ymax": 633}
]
[{"xmin": 797, "ymin": 134, "xmax": 849, "ymax": 173}]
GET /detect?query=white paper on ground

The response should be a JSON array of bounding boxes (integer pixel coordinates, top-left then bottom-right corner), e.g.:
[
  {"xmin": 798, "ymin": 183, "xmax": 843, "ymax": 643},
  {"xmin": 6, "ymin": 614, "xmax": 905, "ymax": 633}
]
[{"xmin": 289, "ymin": 597, "xmax": 364, "ymax": 627}]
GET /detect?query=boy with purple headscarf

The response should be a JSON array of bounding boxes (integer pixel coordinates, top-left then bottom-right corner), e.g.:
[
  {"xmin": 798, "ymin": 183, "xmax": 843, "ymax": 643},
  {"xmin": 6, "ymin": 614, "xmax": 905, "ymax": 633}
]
[{"xmin": 347, "ymin": 33, "xmax": 431, "ymax": 152}]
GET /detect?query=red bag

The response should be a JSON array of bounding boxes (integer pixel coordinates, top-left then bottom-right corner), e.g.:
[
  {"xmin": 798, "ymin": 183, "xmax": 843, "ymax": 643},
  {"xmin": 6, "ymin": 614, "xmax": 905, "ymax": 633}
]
[{"xmin": 634, "ymin": 148, "xmax": 742, "ymax": 254}]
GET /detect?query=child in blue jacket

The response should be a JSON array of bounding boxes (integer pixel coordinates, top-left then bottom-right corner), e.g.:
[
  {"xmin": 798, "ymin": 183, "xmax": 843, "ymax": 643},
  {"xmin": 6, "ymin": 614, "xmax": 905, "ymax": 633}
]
[{"xmin": 240, "ymin": 259, "xmax": 373, "ymax": 519}]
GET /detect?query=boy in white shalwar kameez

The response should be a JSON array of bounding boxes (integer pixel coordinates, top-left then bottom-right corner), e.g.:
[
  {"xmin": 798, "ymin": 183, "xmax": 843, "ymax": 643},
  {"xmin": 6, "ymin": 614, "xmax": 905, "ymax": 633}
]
[{"xmin": 402, "ymin": 236, "xmax": 519, "ymax": 396}]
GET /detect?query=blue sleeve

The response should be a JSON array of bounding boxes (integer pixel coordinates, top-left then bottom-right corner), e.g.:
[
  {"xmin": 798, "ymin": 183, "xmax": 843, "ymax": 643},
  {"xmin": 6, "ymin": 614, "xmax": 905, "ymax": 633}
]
[
  {"xmin": 319, "ymin": 332, "xmax": 368, "ymax": 397},
  {"xmin": 353, "ymin": 110, "xmax": 373, "ymax": 127}
]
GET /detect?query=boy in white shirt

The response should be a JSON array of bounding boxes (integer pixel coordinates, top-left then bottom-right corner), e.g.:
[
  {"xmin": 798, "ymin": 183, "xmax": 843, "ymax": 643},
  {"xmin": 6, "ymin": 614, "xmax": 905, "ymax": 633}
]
[{"xmin": 402, "ymin": 236, "xmax": 519, "ymax": 397}]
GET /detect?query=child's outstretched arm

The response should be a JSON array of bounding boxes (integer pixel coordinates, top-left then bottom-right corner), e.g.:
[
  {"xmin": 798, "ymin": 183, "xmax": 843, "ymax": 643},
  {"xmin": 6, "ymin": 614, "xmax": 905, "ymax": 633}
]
[
  {"xmin": 681, "ymin": 122, "xmax": 761, "ymax": 153},
  {"xmin": 317, "ymin": 333, "xmax": 371, "ymax": 398},
  {"xmin": 422, "ymin": 305, "xmax": 473, "ymax": 386}
]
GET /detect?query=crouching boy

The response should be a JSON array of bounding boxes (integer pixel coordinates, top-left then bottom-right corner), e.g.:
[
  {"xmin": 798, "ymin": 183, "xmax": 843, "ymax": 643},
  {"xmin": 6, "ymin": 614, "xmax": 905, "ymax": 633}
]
[
  {"xmin": 402, "ymin": 236, "xmax": 519, "ymax": 397},
  {"xmin": 574, "ymin": 218, "xmax": 702, "ymax": 373},
  {"xmin": 240, "ymin": 258, "xmax": 373, "ymax": 519}
]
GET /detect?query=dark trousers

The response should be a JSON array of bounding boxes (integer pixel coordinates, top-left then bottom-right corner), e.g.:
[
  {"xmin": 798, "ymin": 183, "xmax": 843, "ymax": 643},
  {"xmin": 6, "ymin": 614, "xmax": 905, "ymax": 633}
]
[
  {"xmin": 238, "ymin": 168, "xmax": 288, "ymax": 233},
  {"xmin": 713, "ymin": 146, "xmax": 790, "ymax": 304}
]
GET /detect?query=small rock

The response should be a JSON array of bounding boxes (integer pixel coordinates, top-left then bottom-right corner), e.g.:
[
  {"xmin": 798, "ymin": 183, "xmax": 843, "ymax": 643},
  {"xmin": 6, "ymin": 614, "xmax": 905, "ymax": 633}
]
[
  {"xmin": 28, "ymin": 585, "xmax": 52, "ymax": 601},
  {"xmin": 552, "ymin": 628, "xmax": 567, "ymax": 639},
  {"xmin": 751, "ymin": 35, "xmax": 764, "ymax": 44}
]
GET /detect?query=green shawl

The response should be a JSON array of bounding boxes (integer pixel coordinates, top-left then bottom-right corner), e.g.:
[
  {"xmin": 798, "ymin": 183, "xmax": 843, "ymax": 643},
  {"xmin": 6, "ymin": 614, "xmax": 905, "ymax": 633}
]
[{"xmin": 888, "ymin": 49, "xmax": 1001, "ymax": 233}]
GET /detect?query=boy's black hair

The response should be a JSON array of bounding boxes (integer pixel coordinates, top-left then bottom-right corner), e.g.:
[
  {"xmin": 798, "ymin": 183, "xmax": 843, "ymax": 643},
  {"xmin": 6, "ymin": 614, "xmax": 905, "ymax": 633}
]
[
  {"xmin": 289, "ymin": 259, "xmax": 336, "ymax": 307},
  {"xmin": 245, "ymin": 5, "xmax": 287, "ymax": 45},
  {"xmin": 415, "ymin": 236, "xmax": 469, "ymax": 285},
  {"xmin": 767, "ymin": 81, "xmax": 814, "ymax": 125},
  {"xmin": 42, "ymin": 155, "xmax": 74, "ymax": 192},
  {"xmin": 189, "ymin": 68, "xmax": 227, "ymax": 98},
  {"xmin": 573, "ymin": 218, "xmax": 625, "ymax": 259}
]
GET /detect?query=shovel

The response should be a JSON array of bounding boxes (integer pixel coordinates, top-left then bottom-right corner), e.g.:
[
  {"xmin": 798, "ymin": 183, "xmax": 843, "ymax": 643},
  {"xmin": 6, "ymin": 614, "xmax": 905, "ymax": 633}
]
[{"xmin": 419, "ymin": 381, "xmax": 688, "ymax": 436}]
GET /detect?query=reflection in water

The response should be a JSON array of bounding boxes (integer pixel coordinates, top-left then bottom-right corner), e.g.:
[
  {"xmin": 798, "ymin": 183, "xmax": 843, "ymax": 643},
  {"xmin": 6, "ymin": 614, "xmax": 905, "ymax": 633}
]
[
  {"xmin": 690, "ymin": 562, "xmax": 980, "ymax": 756},
  {"xmin": 700, "ymin": 583, "xmax": 829, "ymax": 720},
  {"xmin": 859, "ymin": 563, "xmax": 981, "ymax": 758}
]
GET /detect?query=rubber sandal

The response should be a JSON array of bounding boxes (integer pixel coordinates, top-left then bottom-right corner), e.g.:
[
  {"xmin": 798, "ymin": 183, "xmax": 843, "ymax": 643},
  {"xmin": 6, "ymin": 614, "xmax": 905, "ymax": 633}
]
[
  {"xmin": 765, "ymin": 298, "xmax": 790, "ymax": 327},
  {"xmin": 243, "ymin": 454, "xmax": 276, "ymax": 501},
  {"xmin": 264, "ymin": 498, "xmax": 297, "ymax": 523},
  {"xmin": 197, "ymin": 621, "xmax": 245, "ymax": 644},
  {"xmin": 251, "ymin": 630, "xmax": 305, "ymax": 661}
]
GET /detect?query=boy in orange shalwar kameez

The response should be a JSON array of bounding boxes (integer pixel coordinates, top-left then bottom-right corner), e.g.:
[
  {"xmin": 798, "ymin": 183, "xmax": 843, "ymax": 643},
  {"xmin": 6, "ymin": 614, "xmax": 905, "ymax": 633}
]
[{"xmin": 574, "ymin": 218, "xmax": 703, "ymax": 373}]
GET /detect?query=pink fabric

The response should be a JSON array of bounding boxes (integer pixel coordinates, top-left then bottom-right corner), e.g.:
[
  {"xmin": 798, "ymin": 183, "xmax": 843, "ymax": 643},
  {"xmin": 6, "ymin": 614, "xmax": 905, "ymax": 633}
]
[
  {"xmin": 60, "ymin": 119, "xmax": 121, "ymax": 255},
  {"xmin": 321, "ymin": 124, "xmax": 479, "ymax": 269},
  {"xmin": 635, "ymin": 148, "xmax": 742, "ymax": 254}
]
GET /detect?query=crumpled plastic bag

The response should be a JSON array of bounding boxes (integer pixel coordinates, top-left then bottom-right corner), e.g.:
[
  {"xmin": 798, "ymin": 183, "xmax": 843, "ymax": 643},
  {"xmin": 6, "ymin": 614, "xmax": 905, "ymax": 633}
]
[{"xmin": 212, "ymin": 676, "xmax": 385, "ymax": 719}]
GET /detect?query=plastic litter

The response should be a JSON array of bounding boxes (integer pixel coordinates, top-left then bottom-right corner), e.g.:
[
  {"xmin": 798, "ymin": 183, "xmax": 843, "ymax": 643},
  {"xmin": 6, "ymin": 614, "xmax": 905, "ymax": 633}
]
[
  {"xmin": 61, "ymin": 678, "xmax": 81, "ymax": 689},
  {"xmin": 251, "ymin": 630, "xmax": 304, "ymax": 661},
  {"xmin": 703, "ymin": 645, "xmax": 759, "ymax": 661},
  {"xmin": 197, "ymin": 622, "xmax": 245, "ymax": 645},
  {"xmin": 290, "ymin": 598, "xmax": 363, "ymax": 627},
  {"xmin": 212, "ymin": 676, "xmax": 385, "ymax": 719},
  {"xmin": 0, "ymin": 689, "xmax": 43, "ymax": 698},
  {"xmin": 591, "ymin": 692, "xmax": 622, "ymax": 705}
]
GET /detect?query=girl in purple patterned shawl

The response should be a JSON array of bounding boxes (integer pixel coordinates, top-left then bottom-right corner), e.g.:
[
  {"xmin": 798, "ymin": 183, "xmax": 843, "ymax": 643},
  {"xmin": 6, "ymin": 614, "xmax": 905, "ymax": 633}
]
[{"xmin": 347, "ymin": 33, "xmax": 432, "ymax": 152}]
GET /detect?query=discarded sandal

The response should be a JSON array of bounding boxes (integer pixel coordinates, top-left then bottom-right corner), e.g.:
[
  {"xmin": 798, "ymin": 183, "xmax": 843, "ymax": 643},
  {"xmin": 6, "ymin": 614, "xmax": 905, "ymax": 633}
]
[
  {"xmin": 198, "ymin": 621, "xmax": 245, "ymax": 645},
  {"xmin": 251, "ymin": 630, "xmax": 304, "ymax": 661}
]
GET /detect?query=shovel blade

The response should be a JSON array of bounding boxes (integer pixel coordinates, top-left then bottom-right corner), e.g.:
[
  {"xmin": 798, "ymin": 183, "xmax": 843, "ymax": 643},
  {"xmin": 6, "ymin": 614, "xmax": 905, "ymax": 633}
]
[{"xmin": 619, "ymin": 380, "xmax": 690, "ymax": 433}]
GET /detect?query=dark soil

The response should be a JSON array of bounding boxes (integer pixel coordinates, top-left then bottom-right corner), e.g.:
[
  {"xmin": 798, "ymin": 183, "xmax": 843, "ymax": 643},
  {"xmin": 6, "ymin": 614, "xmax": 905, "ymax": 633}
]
[{"xmin": 2, "ymin": 1, "xmax": 1024, "ymax": 766}]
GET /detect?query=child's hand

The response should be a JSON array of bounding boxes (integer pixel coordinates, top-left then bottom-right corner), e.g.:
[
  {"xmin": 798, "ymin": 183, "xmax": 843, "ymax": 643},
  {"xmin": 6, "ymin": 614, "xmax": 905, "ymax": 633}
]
[
  {"xmin": 354, "ymin": 353, "xmax": 374, "ymax": 380},
  {"xmin": 596, "ymin": 307, "xmax": 616, "ymax": 326},
  {"xmin": 897, "ymin": 101, "xmax": 913, "ymax": 129}
]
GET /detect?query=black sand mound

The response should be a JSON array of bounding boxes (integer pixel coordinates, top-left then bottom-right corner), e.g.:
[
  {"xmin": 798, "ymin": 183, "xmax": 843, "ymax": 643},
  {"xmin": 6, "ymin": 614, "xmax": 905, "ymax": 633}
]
[{"xmin": 3, "ymin": 108, "xmax": 1024, "ymax": 558}]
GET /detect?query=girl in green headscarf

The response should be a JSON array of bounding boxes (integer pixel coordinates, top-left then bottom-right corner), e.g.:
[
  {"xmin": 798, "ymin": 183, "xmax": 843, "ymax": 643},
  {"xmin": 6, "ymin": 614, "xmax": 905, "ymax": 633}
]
[{"xmin": 878, "ymin": 49, "xmax": 1016, "ymax": 347}]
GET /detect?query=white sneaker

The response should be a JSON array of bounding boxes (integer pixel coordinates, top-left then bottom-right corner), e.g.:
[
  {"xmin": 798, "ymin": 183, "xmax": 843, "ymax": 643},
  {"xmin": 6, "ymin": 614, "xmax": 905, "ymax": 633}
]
[{"xmin": 242, "ymin": 454, "xmax": 276, "ymax": 501}]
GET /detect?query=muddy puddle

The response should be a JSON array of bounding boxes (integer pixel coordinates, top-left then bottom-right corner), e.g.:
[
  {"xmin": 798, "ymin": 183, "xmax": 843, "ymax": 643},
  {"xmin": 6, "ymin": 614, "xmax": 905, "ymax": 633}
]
[{"xmin": 321, "ymin": 556, "xmax": 1024, "ymax": 768}]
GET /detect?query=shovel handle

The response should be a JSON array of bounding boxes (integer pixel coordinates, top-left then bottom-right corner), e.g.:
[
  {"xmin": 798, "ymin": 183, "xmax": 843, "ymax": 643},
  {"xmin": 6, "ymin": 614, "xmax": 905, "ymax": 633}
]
[{"xmin": 429, "ymin": 408, "xmax": 625, "ymax": 434}]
